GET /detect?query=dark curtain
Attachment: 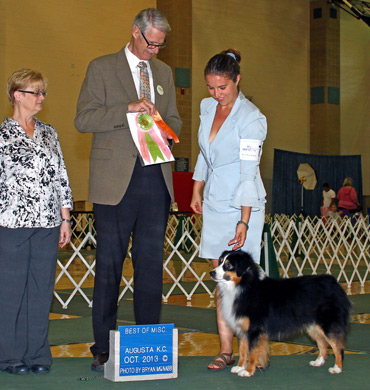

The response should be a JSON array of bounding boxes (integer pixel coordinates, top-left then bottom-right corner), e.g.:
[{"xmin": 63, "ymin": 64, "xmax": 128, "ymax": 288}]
[{"xmin": 272, "ymin": 149, "xmax": 363, "ymax": 217}]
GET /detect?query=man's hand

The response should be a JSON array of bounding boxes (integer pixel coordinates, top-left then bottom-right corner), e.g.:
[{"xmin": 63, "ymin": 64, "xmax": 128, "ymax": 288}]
[{"xmin": 128, "ymin": 98, "xmax": 156, "ymax": 116}]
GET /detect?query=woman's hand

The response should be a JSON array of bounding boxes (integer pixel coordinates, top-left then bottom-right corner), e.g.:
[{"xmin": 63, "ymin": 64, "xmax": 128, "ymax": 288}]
[
  {"xmin": 190, "ymin": 194, "xmax": 203, "ymax": 214},
  {"xmin": 228, "ymin": 206, "xmax": 251, "ymax": 250},
  {"xmin": 59, "ymin": 221, "xmax": 72, "ymax": 248},
  {"xmin": 59, "ymin": 209, "xmax": 72, "ymax": 248},
  {"xmin": 228, "ymin": 223, "xmax": 247, "ymax": 250},
  {"xmin": 190, "ymin": 180, "xmax": 205, "ymax": 214}
]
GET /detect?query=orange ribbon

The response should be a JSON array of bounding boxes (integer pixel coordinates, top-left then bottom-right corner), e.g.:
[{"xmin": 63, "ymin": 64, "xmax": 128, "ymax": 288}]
[{"xmin": 152, "ymin": 111, "xmax": 180, "ymax": 143}]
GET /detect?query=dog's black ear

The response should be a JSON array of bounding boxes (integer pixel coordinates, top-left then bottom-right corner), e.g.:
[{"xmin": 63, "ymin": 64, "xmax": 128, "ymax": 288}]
[
  {"xmin": 238, "ymin": 265, "xmax": 251, "ymax": 277},
  {"xmin": 218, "ymin": 250, "xmax": 227, "ymax": 265},
  {"xmin": 219, "ymin": 250, "xmax": 233, "ymax": 266},
  {"xmin": 233, "ymin": 259, "xmax": 250, "ymax": 277},
  {"xmin": 220, "ymin": 250, "xmax": 231, "ymax": 259},
  {"xmin": 238, "ymin": 251, "xmax": 257, "ymax": 277}
]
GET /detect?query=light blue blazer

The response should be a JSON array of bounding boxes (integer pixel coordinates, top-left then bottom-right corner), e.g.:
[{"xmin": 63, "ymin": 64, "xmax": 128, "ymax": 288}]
[{"xmin": 193, "ymin": 92, "xmax": 267, "ymax": 213}]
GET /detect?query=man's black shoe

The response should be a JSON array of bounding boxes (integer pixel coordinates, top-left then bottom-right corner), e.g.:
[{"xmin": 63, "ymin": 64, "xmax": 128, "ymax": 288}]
[
  {"xmin": 6, "ymin": 364, "xmax": 29, "ymax": 375},
  {"xmin": 91, "ymin": 352, "xmax": 109, "ymax": 371},
  {"xmin": 31, "ymin": 364, "xmax": 50, "ymax": 374}
]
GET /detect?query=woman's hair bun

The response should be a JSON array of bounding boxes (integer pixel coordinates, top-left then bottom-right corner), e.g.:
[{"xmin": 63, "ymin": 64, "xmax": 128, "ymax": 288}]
[
  {"xmin": 221, "ymin": 48, "xmax": 241, "ymax": 63},
  {"xmin": 204, "ymin": 48, "xmax": 241, "ymax": 82}
]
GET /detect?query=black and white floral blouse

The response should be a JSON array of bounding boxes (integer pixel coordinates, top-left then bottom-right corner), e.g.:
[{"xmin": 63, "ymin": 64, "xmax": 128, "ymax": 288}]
[{"xmin": 0, "ymin": 117, "xmax": 73, "ymax": 228}]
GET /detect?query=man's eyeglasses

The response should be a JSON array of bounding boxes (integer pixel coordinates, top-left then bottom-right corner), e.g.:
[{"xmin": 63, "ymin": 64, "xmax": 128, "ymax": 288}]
[
  {"xmin": 140, "ymin": 30, "xmax": 166, "ymax": 50},
  {"xmin": 18, "ymin": 90, "xmax": 48, "ymax": 97}
]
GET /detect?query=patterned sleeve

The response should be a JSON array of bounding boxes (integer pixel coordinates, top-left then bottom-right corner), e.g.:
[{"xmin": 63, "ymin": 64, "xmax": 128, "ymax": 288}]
[{"xmin": 54, "ymin": 129, "xmax": 73, "ymax": 210}]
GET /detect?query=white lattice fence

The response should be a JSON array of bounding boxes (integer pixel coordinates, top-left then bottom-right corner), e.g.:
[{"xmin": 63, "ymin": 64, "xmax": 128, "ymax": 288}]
[
  {"xmin": 54, "ymin": 213, "xmax": 96, "ymax": 308},
  {"xmin": 54, "ymin": 213, "xmax": 370, "ymax": 308},
  {"xmin": 269, "ymin": 214, "xmax": 370, "ymax": 287},
  {"xmin": 162, "ymin": 214, "xmax": 213, "ymax": 302}
]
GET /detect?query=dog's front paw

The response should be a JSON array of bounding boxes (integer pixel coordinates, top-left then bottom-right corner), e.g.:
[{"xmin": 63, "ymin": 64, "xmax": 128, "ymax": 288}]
[
  {"xmin": 309, "ymin": 356, "xmax": 325, "ymax": 367},
  {"xmin": 329, "ymin": 365, "xmax": 342, "ymax": 374},
  {"xmin": 237, "ymin": 369, "xmax": 251, "ymax": 377},
  {"xmin": 231, "ymin": 366, "xmax": 244, "ymax": 374}
]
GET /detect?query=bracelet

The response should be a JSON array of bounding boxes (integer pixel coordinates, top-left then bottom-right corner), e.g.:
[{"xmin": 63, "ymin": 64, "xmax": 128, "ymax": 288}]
[
  {"xmin": 236, "ymin": 220, "xmax": 249, "ymax": 229},
  {"xmin": 61, "ymin": 218, "xmax": 72, "ymax": 224}
]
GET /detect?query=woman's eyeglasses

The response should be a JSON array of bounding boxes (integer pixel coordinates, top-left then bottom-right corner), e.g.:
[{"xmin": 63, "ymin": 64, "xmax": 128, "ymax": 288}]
[{"xmin": 18, "ymin": 90, "xmax": 48, "ymax": 97}]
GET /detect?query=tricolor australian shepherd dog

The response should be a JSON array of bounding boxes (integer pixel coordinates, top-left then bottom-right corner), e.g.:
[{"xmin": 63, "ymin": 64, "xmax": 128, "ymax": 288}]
[{"xmin": 210, "ymin": 250, "xmax": 351, "ymax": 377}]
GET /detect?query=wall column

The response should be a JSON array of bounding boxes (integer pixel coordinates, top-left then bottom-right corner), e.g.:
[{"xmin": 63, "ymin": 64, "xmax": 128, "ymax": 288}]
[{"xmin": 310, "ymin": 0, "xmax": 340, "ymax": 155}]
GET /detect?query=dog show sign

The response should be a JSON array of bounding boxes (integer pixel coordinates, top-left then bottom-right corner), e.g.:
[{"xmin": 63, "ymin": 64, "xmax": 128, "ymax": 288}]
[{"xmin": 104, "ymin": 324, "xmax": 178, "ymax": 382}]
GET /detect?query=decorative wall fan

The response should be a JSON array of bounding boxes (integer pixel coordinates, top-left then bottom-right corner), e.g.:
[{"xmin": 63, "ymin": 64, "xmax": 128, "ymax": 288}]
[{"xmin": 297, "ymin": 163, "xmax": 317, "ymax": 214}]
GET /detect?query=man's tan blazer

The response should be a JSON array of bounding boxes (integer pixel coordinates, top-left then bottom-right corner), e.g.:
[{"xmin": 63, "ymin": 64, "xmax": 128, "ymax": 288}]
[{"xmin": 75, "ymin": 48, "xmax": 182, "ymax": 205}]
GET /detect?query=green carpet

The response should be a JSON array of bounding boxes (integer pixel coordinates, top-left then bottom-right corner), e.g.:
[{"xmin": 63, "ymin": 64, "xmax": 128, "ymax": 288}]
[
  {"xmin": 44, "ymin": 282, "xmax": 370, "ymax": 390},
  {"xmin": 48, "ymin": 303, "xmax": 218, "ymax": 346},
  {"xmin": 1, "ymin": 355, "xmax": 369, "ymax": 390},
  {"xmin": 49, "ymin": 318, "xmax": 93, "ymax": 345},
  {"xmin": 50, "ymin": 290, "xmax": 368, "ymax": 319},
  {"xmin": 48, "ymin": 315, "xmax": 370, "ymax": 355},
  {"xmin": 51, "ymin": 294, "xmax": 93, "ymax": 317},
  {"xmin": 49, "ymin": 292, "xmax": 370, "ymax": 349},
  {"xmin": 277, "ymin": 323, "xmax": 370, "ymax": 353},
  {"xmin": 349, "ymin": 294, "xmax": 370, "ymax": 313}
]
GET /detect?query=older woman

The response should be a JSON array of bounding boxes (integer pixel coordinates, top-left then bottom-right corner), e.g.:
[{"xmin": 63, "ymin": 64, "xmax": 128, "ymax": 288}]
[
  {"xmin": 0, "ymin": 69, "xmax": 73, "ymax": 375},
  {"xmin": 337, "ymin": 177, "xmax": 360, "ymax": 216},
  {"xmin": 191, "ymin": 49, "xmax": 267, "ymax": 370}
]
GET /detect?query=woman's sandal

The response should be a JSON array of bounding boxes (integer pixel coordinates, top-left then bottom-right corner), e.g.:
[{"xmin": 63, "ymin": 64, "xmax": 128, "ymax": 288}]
[{"xmin": 207, "ymin": 352, "xmax": 235, "ymax": 371}]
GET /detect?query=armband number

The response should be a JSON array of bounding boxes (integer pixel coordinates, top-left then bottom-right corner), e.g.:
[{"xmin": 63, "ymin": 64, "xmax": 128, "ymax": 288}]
[{"xmin": 240, "ymin": 139, "xmax": 262, "ymax": 161}]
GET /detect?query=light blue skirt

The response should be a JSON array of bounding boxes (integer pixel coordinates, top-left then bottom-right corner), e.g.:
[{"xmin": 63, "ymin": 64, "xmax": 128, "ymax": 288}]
[{"xmin": 199, "ymin": 202, "xmax": 265, "ymax": 263}]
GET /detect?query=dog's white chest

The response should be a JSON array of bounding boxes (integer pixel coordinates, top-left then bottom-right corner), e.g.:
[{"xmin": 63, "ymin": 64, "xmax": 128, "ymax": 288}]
[{"xmin": 219, "ymin": 285, "xmax": 239, "ymax": 332}]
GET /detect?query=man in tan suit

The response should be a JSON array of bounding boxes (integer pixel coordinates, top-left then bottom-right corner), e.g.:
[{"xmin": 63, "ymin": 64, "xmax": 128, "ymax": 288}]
[{"xmin": 75, "ymin": 8, "xmax": 181, "ymax": 371}]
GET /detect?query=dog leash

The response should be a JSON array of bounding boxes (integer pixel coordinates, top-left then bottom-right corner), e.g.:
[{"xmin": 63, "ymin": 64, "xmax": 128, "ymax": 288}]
[{"xmin": 78, "ymin": 374, "xmax": 104, "ymax": 381}]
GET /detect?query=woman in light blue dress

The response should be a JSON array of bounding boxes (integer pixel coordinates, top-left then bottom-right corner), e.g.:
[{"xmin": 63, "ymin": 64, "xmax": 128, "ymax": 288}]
[{"xmin": 191, "ymin": 49, "xmax": 267, "ymax": 370}]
